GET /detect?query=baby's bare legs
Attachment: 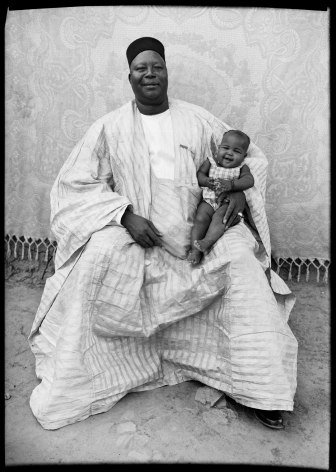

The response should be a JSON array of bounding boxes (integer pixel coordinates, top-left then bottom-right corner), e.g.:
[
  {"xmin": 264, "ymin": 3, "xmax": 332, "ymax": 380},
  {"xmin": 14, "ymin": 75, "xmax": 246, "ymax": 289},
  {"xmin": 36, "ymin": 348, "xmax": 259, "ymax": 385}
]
[
  {"xmin": 187, "ymin": 201, "xmax": 214, "ymax": 264},
  {"xmin": 194, "ymin": 203, "xmax": 229, "ymax": 253}
]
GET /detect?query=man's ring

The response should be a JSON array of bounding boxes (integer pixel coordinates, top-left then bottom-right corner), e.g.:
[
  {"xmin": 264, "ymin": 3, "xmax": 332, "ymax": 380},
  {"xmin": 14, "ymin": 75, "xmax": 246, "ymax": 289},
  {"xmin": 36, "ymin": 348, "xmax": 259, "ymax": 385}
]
[{"xmin": 238, "ymin": 212, "xmax": 244, "ymax": 218}]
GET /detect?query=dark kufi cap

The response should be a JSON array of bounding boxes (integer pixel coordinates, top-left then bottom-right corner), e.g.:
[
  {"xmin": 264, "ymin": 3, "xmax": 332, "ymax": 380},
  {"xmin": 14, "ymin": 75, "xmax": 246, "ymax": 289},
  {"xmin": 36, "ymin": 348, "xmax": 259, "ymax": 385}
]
[{"xmin": 126, "ymin": 37, "xmax": 165, "ymax": 66}]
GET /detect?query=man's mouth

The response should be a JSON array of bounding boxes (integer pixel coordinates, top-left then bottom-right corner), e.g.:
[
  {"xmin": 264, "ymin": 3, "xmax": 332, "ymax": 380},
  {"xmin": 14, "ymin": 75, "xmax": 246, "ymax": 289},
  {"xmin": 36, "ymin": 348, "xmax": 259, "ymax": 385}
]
[{"xmin": 143, "ymin": 83, "xmax": 159, "ymax": 88}]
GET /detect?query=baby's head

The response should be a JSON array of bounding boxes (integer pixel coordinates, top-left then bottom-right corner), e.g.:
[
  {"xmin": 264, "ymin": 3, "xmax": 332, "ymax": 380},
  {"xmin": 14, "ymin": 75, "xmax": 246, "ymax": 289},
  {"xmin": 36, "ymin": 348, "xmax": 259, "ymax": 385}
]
[{"xmin": 216, "ymin": 129, "xmax": 250, "ymax": 168}]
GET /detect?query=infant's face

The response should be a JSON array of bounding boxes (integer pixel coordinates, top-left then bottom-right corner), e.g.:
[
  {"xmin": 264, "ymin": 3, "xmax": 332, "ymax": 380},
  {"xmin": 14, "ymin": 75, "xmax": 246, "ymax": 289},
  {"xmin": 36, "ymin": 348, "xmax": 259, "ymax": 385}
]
[{"xmin": 216, "ymin": 134, "xmax": 247, "ymax": 168}]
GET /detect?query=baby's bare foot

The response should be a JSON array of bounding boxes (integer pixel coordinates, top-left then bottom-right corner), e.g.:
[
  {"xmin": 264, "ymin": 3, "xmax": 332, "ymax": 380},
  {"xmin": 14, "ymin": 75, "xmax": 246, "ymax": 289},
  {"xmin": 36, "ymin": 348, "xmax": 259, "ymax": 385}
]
[
  {"xmin": 193, "ymin": 240, "xmax": 202, "ymax": 251},
  {"xmin": 187, "ymin": 249, "xmax": 202, "ymax": 265},
  {"xmin": 194, "ymin": 239, "xmax": 214, "ymax": 253}
]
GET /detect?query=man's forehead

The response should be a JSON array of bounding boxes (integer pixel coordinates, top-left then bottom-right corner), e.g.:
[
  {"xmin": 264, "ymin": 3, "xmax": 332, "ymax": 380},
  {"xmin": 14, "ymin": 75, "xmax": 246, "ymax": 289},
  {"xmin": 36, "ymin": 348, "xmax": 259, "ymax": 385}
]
[{"xmin": 131, "ymin": 50, "xmax": 165, "ymax": 66}]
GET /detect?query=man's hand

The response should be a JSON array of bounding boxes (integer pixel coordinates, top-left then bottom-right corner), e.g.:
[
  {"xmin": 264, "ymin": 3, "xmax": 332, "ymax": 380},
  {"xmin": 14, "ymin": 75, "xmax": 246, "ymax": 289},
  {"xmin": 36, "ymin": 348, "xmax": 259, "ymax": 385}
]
[
  {"xmin": 216, "ymin": 191, "xmax": 229, "ymax": 206},
  {"xmin": 121, "ymin": 210, "xmax": 163, "ymax": 248},
  {"xmin": 222, "ymin": 191, "xmax": 246, "ymax": 230}
]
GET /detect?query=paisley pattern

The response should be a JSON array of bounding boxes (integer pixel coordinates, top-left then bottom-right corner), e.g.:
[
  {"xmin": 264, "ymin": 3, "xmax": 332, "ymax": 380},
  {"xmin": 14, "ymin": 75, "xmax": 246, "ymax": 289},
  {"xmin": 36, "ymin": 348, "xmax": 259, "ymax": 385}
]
[{"xmin": 5, "ymin": 7, "xmax": 329, "ymax": 262}]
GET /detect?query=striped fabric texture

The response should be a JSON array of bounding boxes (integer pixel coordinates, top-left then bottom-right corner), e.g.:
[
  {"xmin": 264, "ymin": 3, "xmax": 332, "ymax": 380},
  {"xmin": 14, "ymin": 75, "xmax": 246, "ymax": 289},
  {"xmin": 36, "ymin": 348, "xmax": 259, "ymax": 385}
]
[{"xmin": 28, "ymin": 99, "xmax": 297, "ymax": 430}]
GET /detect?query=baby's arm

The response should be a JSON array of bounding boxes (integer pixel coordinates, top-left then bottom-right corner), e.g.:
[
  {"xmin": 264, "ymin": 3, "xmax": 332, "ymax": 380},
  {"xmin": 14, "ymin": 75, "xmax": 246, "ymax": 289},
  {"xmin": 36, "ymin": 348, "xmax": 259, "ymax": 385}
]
[
  {"xmin": 215, "ymin": 164, "xmax": 254, "ymax": 194},
  {"xmin": 231, "ymin": 164, "xmax": 254, "ymax": 191},
  {"xmin": 197, "ymin": 159, "xmax": 216, "ymax": 190}
]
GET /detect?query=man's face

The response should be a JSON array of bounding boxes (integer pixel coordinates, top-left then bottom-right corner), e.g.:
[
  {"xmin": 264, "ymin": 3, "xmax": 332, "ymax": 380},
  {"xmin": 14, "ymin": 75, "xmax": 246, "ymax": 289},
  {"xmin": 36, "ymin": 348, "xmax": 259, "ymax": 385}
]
[
  {"xmin": 216, "ymin": 133, "xmax": 248, "ymax": 168},
  {"xmin": 128, "ymin": 50, "xmax": 168, "ymax": 106}
]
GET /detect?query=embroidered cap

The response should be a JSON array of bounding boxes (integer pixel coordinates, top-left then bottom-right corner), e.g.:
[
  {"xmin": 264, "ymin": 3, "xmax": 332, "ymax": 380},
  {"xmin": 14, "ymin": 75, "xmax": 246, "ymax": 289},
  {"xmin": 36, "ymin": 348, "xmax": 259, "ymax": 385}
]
[{"xmin": 126, "ymin": 37, "xmax": 165, "ymax": 66}]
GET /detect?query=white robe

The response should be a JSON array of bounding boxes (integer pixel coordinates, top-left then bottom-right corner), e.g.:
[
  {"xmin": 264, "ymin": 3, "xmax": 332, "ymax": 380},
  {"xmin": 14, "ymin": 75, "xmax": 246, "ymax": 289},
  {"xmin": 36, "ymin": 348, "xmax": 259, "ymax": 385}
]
[{"xmin": 28, "ymin": 99, "xmax": 297, "ymax": 430}]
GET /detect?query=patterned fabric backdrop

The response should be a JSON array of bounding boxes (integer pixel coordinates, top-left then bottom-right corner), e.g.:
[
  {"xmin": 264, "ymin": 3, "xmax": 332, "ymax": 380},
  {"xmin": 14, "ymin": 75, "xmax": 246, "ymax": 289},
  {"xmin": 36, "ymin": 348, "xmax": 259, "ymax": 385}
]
[{"xmin": 5, "ymin": 7, "xmax": 330, "ymax": 268}]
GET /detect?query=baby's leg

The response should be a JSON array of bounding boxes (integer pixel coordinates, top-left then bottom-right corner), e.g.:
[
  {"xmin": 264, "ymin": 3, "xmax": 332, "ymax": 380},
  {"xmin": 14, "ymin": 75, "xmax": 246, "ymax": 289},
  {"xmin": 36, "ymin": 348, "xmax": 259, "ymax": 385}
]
[
  {"xmin": 187, "ymin": 201, "xmax": 214, "ymax": 264},
  {"xmin": 194, "ymin": 203, "xmax": 229, "ymax": 253}
]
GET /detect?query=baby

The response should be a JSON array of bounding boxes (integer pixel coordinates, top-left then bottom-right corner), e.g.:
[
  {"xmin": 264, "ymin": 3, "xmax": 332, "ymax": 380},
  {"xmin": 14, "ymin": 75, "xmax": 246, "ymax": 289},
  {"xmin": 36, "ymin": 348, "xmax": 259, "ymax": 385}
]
[{"xmin": 187, "ymin": 129, "xmax": 254, "ymax": 265}]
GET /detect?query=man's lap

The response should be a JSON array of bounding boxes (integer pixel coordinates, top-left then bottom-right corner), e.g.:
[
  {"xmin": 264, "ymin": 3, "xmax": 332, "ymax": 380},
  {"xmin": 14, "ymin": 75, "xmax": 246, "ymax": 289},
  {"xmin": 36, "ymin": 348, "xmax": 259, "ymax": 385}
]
[{"xmin": 77, "ymin": 221, "xmax": 265, "ymax": 338}]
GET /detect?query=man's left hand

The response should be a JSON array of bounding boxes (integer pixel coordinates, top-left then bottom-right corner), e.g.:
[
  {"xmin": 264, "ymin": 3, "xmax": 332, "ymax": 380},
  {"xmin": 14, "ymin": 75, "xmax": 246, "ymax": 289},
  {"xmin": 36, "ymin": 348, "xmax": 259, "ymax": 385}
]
[{"xmin": 222, "ymin": 191, "xmax": 246, "ymax": 230}]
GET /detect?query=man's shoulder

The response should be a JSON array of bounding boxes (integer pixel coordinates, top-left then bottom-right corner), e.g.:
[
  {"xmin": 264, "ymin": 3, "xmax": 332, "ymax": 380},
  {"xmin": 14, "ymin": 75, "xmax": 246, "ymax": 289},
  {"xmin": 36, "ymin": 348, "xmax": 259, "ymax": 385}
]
[
  {"xmin": 99, "ymin": 101, "xmax": 132, "ymax": 124},
  {"xmin": 85, "ymin": 102, "xmax": 132, "ymax": 135},
  {"xmin": 170, "ymin": 98, "xmax": 217, "ymax": 123}
]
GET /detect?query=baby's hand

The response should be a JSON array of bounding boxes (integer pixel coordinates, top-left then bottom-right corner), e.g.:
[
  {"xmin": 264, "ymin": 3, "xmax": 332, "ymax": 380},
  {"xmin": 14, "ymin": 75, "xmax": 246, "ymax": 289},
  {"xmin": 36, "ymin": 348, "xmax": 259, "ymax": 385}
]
[
  {"xmin": 207, "ymin": 177, "xmax": 216, "ymax": 190},
  {"xmin": 214, "ymin": 178, "xmax": 233, "ymax": 193}
]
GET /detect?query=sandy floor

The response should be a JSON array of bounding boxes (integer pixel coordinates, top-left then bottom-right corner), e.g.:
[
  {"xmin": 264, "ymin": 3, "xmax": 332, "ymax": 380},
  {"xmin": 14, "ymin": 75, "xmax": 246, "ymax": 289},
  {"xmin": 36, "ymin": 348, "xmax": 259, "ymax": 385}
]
[{"xmin": 5, "ymin": 277, "xmax": 330, "ymax": 466}]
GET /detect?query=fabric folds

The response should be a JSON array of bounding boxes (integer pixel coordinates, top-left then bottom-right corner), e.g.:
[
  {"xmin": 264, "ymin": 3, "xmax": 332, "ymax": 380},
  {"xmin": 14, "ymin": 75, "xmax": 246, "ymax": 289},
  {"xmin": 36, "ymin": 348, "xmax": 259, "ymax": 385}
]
[{"xmin": 29, "ymin": 99, "xmax": 297, "ymax": 430}]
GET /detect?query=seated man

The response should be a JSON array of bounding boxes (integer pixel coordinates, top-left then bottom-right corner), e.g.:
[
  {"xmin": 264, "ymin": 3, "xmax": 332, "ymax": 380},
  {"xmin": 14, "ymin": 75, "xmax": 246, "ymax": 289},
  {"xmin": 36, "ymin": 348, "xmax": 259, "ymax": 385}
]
[{"xmin": 29, "ymin": 37, "xmax": 298, "ymax": 431}]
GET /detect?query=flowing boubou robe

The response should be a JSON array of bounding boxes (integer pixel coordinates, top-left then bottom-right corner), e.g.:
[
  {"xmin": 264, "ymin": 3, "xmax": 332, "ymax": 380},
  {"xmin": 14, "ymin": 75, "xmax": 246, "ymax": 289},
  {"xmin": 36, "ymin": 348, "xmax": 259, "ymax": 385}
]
[{"xmin": 28, "ymin": 99, "xmax": 298, "ymax": 430}]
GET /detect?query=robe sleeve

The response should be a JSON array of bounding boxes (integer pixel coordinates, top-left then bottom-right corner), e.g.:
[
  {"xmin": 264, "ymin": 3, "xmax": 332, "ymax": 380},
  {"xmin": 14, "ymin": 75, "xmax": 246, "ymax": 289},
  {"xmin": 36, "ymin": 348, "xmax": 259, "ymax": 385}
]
[{"xmin": 50, "ymin": 118, "xmax": 132, "ymax": 271}]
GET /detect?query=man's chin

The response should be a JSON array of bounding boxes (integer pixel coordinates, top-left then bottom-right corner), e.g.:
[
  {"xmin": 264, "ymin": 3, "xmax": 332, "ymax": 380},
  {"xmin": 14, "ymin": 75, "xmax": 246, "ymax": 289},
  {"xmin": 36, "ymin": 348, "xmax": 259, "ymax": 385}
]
[{"xmin": 142, "ymin": 91, "xmax": 162, "ymax": 100}]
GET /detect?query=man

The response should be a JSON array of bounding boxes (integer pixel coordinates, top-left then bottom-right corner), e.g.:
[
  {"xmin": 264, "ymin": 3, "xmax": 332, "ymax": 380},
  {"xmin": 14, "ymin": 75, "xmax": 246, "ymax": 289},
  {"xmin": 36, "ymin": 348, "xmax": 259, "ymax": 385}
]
[{"xmin": 29, "ymin": 37, "xmax": 297, "ymax": 431}]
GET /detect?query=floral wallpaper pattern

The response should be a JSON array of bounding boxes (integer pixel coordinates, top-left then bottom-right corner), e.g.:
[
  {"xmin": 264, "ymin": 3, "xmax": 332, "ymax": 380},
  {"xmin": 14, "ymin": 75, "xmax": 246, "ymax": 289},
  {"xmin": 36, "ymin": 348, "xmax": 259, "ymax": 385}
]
[{"xmin": 5, "ymin": 6, "xmax": 329, "ymax": 261}]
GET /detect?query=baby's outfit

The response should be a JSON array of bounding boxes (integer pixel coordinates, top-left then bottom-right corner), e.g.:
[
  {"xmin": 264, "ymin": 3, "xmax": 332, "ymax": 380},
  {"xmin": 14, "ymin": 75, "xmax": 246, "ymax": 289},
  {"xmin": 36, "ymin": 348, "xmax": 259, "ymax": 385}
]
[{"xmin": 202, "ymin": 160, "xmax": 245, "ymax": 211}]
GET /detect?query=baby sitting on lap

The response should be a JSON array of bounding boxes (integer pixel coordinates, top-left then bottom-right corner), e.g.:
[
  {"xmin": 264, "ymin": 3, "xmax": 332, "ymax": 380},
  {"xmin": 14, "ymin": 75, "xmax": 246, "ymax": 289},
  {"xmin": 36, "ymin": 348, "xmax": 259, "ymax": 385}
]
[{"xmin": 187, "ymin": 129, "xmax": 254, "ymax": 265}]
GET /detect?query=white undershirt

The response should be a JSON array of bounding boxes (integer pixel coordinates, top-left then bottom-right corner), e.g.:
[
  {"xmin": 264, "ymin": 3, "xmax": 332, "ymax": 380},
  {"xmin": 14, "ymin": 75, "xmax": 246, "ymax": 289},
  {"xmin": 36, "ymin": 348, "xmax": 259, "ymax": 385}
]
[
  {"xmin": 114, "ymin": 109, "xmax": 175, "ymax": 225},
  {"xmin": 140, "ymin": 109, "xmax": 175, "ymax": 180}
]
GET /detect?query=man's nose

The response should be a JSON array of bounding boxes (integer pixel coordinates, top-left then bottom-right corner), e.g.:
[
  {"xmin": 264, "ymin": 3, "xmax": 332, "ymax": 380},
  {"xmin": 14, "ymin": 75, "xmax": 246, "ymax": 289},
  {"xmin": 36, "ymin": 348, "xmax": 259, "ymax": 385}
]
[{"xmin": 144, "ymin": 67, "xmax": 155, "ymax": 76}]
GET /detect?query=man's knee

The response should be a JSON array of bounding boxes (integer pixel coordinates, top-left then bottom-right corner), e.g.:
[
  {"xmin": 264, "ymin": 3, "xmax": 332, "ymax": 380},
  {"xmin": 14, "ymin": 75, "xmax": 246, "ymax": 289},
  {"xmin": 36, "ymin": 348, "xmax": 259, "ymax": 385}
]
[{"xmin": 219, "ymin": 225, "xmax": 256, "ymax": 261}]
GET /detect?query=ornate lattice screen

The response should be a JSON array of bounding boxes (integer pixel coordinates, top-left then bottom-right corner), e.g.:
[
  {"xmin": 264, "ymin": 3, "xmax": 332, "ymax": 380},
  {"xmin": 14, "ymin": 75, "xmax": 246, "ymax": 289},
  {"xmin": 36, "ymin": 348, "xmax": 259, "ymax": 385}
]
[{"xmin": 5, "ymin": 7, "xmax": 330, "ymax": 281}]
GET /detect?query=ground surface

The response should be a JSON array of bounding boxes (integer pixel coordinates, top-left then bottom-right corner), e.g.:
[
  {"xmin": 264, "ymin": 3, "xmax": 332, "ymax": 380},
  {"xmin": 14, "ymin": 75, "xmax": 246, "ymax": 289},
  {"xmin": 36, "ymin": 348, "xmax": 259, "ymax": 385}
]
[{"xmin": 5, "ymin": 276, "xmax": 330, "ymax": 467}]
